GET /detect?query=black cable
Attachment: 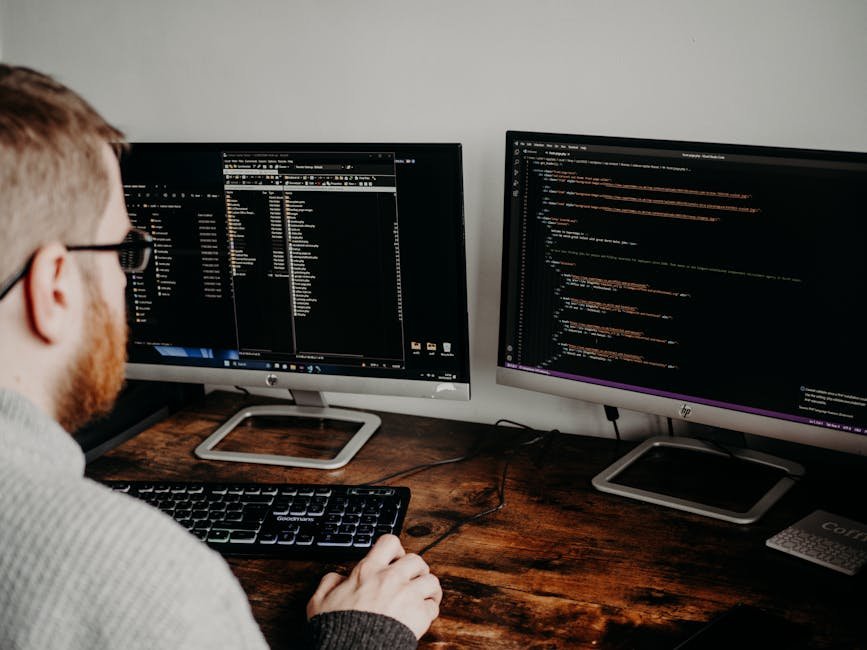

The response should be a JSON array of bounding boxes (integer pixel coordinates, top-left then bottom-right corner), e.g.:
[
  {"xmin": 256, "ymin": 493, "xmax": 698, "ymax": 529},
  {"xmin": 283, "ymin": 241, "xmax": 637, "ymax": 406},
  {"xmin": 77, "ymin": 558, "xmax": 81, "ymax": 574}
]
[
  {"xmin": 493, "ymin": 418, "xmax": 533, "ymax": 430},
  {"xmin": 418, "ymin": 448, "xmax": 515, "ymax": 556},
  {"xmin": 363, "ymin": 419, "xmax": 546, "ymax": 486},
  {"xmin": 361, "ymin": 417, "xmax": 554, "ymax": 555},
  {"xmin": 234, "ymin": 385, "xmax": 250, "ymax": 395},
  {"xmin": 667, "ymin": 417, "xmax": 675, "ymax": 437},
  {"xmin": 361, "ymin": 448, "xmax": 482, "ymax": 486},
  {"xmin": 604, "ymin": 405, "xmax": 621, "ymax": 443},
  {"xmin": 415, "ymin": 427, "xmax": 554, "ymax": 555}
]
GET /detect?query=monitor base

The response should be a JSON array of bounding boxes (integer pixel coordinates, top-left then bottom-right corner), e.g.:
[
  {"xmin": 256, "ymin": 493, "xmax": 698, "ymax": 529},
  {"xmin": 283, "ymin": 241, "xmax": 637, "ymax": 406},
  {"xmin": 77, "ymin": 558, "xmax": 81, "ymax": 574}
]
[
  {"xmin": 592, "ymin": 436, "xmax": 805, "ymax": 524},
  {"xmin": 194, "ymin": 390, "xmax": 381, "ymax": 470}
]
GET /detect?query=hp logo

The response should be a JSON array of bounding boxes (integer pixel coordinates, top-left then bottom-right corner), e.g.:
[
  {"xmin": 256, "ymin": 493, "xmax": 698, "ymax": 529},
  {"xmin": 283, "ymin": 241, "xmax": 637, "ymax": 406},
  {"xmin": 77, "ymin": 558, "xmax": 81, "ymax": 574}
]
[
  {"xmin": 679, "ymin": 403, "xmax": 693, "ymax": 418},
  {"xmin": 265, "ymin": 373, "xmax": 278, "ymax": 387}
]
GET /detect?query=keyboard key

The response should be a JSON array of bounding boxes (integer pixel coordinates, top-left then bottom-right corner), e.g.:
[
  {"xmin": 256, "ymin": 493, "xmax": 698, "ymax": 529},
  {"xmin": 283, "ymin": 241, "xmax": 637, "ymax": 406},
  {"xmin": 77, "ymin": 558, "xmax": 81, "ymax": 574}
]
[
  {"xmin": 243, "ymin": 506, "xmax": 269, "ymax": 522},
  {"xmin": 211, "ymin": 520, "xmax": 261, "ymax": 532},
  {"xmin": 318, "ymin": 533, "xmax": 353, "ymax": 547},
  {"xmin": 230, "ymin": 530, "xmax": 257, "ymax": 543},
  {"xmin": 240, "ymin": 494, "xmax": 274, "ymax": 504}
]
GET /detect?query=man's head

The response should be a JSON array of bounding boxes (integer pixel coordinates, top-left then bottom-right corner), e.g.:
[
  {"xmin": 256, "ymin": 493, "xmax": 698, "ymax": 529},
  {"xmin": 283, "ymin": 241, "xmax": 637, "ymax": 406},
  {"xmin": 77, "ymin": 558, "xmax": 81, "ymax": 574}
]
[{"xmin": 0, "ymin": 64, "xmax": 132, "ymax": 431}]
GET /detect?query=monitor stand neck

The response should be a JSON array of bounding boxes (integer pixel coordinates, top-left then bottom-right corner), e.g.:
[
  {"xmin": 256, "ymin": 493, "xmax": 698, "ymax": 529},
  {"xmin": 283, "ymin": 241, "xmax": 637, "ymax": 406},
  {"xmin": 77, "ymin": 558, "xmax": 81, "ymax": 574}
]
[
  {"xmin": 292, "ymin": 389, "xmax": 327, "ymax": 409},
  {"xmin": 194, "ymin": 390, "xmax": 381, "ymax": 469}
]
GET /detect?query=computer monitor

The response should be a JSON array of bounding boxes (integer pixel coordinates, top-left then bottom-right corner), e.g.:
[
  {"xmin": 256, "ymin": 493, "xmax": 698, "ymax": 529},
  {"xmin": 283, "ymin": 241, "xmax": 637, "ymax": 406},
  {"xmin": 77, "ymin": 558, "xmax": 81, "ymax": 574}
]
[
  {"xmin": 121, "ymin": 142, "xmax": 469, "ymax": 469},
  {"xmin": 498, "ymin": 130, "xmax": 867, "ymax": 522}
]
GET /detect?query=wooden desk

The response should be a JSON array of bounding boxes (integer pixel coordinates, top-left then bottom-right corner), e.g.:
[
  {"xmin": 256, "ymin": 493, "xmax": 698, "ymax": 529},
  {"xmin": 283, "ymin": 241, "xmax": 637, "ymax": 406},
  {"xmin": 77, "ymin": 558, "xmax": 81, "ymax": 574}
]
[{"xmin": 86, "ymin": 391, "xmax": 867, "ymax": 648}]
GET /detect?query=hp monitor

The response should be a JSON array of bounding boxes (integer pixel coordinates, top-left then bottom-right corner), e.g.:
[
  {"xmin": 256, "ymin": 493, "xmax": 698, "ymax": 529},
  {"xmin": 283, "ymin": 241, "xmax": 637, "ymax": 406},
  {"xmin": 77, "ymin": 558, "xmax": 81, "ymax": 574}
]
[
  {"xmin": 498, "ymin": 130, "xmax": 867, "ymax": 521},
  {"xmin": 121, "ymin": 143, "xmax": 469, "ymax": 468}
]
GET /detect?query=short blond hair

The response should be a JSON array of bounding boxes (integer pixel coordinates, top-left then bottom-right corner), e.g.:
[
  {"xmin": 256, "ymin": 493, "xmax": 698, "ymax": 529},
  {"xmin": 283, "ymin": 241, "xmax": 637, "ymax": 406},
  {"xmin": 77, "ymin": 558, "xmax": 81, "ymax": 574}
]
[{"xmin": 0, "ymin": 64, "xmax": 127, "ymax": 280}]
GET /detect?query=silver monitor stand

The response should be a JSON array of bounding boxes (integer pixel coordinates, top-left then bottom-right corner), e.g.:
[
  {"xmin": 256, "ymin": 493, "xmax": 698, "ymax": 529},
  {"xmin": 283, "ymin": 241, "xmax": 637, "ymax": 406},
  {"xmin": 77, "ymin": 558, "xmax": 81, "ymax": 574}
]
[
  {"xmin": 194, "ymin": 390, "xmax": 381, "ymax": 470},
  {"xmin": 592, "ymin": 436, "xmax": 805, "ymax": 524}
]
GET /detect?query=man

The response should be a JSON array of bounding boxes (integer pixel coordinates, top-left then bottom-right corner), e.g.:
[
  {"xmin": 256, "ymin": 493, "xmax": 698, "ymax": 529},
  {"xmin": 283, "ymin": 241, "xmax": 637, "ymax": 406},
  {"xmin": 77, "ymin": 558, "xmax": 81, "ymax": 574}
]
[{"xmin": 0, "ymin": 64, "xmax": 441, "ymax": 649}]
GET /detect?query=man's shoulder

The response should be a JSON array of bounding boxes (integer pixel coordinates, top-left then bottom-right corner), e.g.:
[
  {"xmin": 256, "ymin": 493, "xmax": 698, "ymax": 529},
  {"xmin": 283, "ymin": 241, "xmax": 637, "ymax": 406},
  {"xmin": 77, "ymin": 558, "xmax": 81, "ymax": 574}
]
[
  {"xmin": 0, "ymin": 469, "xmax": 226, "ymax": 580},
  {"xmin": 0, "ymin": 471, "xmax": 267, "ymax": 649}
]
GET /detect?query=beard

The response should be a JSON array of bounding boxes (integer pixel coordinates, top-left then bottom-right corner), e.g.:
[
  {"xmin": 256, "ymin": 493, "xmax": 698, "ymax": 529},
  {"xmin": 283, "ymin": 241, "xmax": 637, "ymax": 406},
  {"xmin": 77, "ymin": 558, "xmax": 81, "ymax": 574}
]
[{"xmin": 55, "ymin": 290, "xmax": 128, "ymax": 433}]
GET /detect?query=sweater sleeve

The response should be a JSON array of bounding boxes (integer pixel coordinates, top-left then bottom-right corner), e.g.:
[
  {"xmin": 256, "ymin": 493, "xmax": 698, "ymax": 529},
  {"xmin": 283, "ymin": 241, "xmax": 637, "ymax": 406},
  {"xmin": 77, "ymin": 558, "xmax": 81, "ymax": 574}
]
[
  {"xmin": 308, "ymin": 611, "xmax": 418, "ymax": 650},
  {"xmin": 1, "ymin": 476, "xmax": 271, "ymax": 650}
]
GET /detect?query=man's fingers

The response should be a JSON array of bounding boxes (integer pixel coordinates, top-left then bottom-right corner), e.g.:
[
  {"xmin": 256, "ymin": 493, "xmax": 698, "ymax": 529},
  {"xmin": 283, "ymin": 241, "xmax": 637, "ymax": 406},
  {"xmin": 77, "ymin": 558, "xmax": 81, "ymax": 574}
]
[
  {"xmin": 412, "ymin": 573, "xmax": 442, "ymax": 604},
  {"xmin": 362, "ymin": 534, "xmax": 406, "ymax": 567},
  {"xmin": 314, "ymin": 572, "xmax": 345, "ymax": 598},
  {"xmin": 423, "ymin": 596, "xmax": 440, "ymax": 626},
  {"xmin": 390, "ymin": 553, "xmax": 430, "ymax": 581},
  {"xmin": 307, "ymin": 572, "xmax": 346, "ymax": 619}
]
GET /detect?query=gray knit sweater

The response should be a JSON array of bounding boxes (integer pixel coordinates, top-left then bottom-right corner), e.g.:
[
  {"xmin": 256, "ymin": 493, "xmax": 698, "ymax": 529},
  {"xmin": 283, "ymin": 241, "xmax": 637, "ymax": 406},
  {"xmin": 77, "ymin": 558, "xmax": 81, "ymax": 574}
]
[{"xmin": 0, "ymin": 389, "xmax": 417, "ymax": 649}]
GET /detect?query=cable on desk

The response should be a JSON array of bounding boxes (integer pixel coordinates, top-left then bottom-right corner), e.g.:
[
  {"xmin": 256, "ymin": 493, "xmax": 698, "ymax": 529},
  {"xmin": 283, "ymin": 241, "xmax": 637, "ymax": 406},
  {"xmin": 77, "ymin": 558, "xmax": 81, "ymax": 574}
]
[
  {"xmin": 417, "ymin": 451, "xmax": 513, "ymax": 556},
  {"xmin": 361, "ymin": 417, "xmax": 555, "ymax": 555},
  {"xmin": 234, "ymin": 386, "xmax": 251, "ymax": 396},
  {"xmin": 414, "ymin": 423, "xmax": 554, "ymax": 557},
  {"xmin": 361, "ymin": 448, "xmax": 483, "ymax": 486},
  {"xmin": 362, "ymin": 419, "xmax": 546, "ymax": 486}
]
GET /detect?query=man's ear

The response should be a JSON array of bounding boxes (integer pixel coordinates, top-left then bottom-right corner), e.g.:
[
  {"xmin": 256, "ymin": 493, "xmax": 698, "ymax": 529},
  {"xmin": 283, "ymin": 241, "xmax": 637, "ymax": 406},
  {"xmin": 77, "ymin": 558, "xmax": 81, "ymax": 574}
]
[{"xmin": 24, "ymin": 243, "xmax": 80, "ymax": 344}]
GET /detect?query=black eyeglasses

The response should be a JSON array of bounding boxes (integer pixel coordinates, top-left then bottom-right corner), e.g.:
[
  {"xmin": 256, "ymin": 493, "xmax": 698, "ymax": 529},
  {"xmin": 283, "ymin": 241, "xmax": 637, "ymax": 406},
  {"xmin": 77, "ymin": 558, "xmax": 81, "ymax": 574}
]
[{"xmin": 0, "ymin": 228, "xmax": 153, "ymax": 302}]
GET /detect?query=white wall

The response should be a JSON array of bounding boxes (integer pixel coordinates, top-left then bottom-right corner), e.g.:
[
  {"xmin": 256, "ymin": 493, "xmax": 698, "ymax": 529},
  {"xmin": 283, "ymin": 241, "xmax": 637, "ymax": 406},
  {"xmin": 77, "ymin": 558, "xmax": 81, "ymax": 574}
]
[
  {"xmin": 0, "ymin": 0, "xmax": 5, "ymax": 59},
  {"xmin": 3, "ymin": 0, "xmax": 866, "ymax": 438}
]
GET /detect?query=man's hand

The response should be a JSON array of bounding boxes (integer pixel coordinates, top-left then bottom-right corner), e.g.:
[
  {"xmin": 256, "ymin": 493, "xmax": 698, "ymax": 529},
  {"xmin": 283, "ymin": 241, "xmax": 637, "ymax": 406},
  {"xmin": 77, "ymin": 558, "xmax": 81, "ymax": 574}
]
[{"xmin": 306, "ymin": 534, "xmax": 442, "ymax": 639}]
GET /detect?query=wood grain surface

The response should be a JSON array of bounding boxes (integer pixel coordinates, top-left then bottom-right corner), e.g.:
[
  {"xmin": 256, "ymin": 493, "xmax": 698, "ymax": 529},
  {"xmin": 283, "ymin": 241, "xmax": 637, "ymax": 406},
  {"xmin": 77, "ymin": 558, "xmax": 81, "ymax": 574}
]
[{"xmin": 86, "ymin": 391, "xmax": 867, "ymax": 648}]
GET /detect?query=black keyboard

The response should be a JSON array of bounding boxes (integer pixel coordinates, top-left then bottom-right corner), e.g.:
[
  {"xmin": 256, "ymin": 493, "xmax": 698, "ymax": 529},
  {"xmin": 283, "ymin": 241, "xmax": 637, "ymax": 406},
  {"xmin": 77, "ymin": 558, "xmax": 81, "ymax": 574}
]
[{"xmin": 104, "ymin": 481, "xmax": 410, "ymax": 560}]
